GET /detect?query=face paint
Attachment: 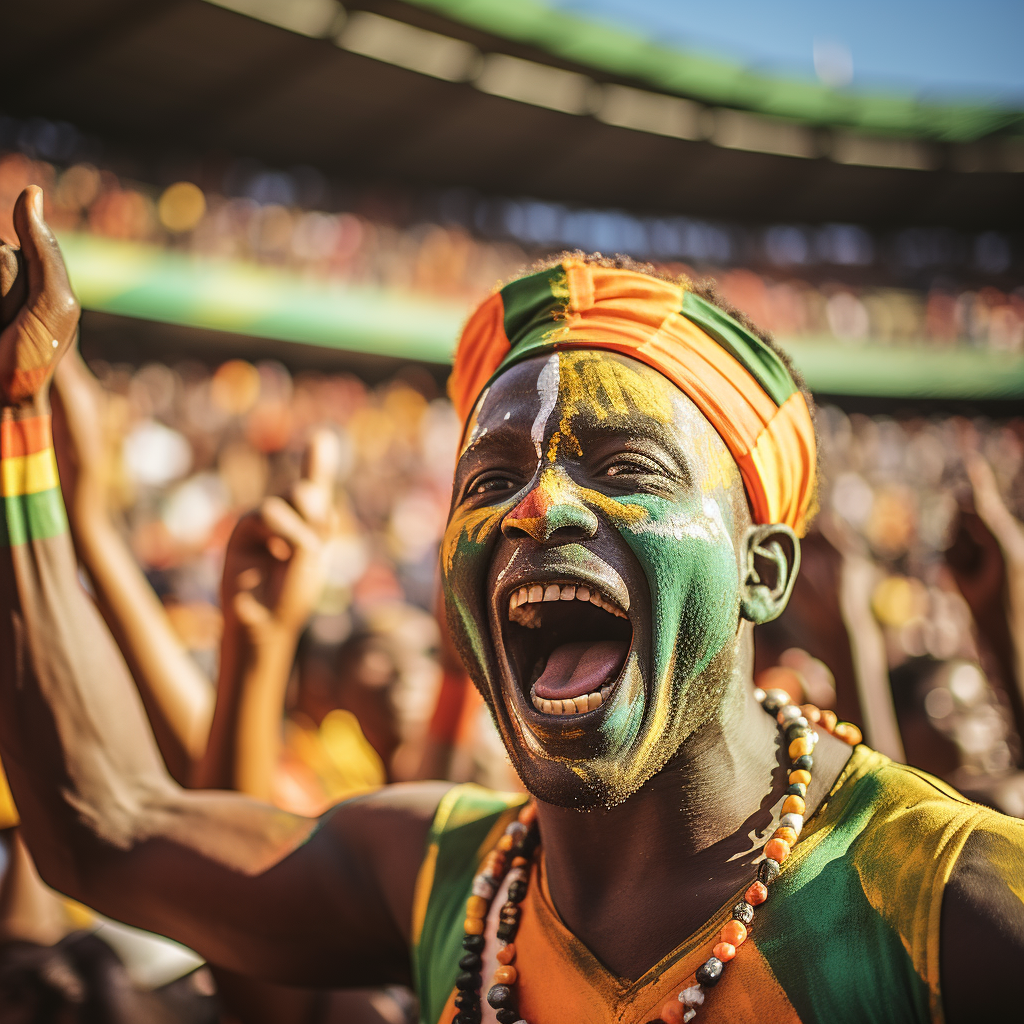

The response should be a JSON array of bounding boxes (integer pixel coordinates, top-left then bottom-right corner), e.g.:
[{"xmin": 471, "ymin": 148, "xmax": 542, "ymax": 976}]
[{"xmin": 442, "ymin": 351, "xmax": 753, "ymax": 809}]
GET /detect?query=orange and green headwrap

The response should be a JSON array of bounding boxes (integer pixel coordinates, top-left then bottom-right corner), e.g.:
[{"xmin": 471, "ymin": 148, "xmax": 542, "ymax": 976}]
[{"xmin": 449, "ymin": 258, "xmax": 817, "ymax": 535}]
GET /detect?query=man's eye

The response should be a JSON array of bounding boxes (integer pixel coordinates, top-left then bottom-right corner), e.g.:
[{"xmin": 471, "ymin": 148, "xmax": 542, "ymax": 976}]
[
  {"xmin": 605, "ymin": 459, "xmax": 655, "ymax": 477},
  {"xmin": 472, "ymin": 477, "xmax": 515, "ymax": 495}
]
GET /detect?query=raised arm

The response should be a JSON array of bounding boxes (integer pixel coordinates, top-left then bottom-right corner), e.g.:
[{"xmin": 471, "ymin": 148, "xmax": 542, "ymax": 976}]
[
  {"xmin": 51, "ymin": 348, "xmax": 213, "ymax": 782},
  {"xmin": 195, "ymin": 431, "xmax": 339, "ymax": 798},
  {"xmin": 0, "ymin": 186, "xmax": 440, "ymax": 987}
]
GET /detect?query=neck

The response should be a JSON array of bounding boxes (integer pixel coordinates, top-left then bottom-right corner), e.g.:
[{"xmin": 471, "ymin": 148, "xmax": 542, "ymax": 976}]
[{"xmin": 534, "ymin": 630, "xmax": 784, "ymax": 979}]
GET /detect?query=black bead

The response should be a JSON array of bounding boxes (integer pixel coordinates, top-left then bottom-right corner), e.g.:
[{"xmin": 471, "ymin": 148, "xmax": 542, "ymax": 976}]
[
  {"xmin": 793, "ymin": 754, "xmax": 813, "ymax": 771},
  {"xmin": 507, "ymin": 881, "xmax": 528, "ymax": 903},
  {"xmin": 495, "ymin": 1009, "xmax": 520, "ymax": 1024},
  {"xmin": 459, "ymin": 952, "xmax": 482, "ymax": 971},
  {"xmin": 496, "ymin": 922, "xmax": 517, "ymax": 941},
  {"xmin": 731, "ymin": 900, "xmax": 755, "ymax": 925},
  {"xmin": 462, "ymin": 934, "xmax": 485, "ymax": 953},
  {"xmin": 455, "ymin": 971, "xmax": 481, "ymax": 991},
  {"xmin": 487, "ymin": 984, "xmax": 513, "ymax": 1009},
  {"xmin": 758, "ymin": 858, "xmax": 781, "ymax": 885},
  {"xmin": 696, "ymin": 956, "xmax": 724, "ymax": 987},
  {"xmin": 786, "ymin": 724, "xmax": 811, "ymax": 742},
  {"xmin": 785, "ymin": 782, "xmax": 807, "ymax": 799},
  {"xmin": 453, "ymin": 1013, "xmax": 480, "ymax": 1024},
  {"xmin": 454, "ymin": 991, "xmax": 479, "ymax": 1009},
  {"xmin": 761, "ymin": 691, "xmax": 786, "ymax": 714}
]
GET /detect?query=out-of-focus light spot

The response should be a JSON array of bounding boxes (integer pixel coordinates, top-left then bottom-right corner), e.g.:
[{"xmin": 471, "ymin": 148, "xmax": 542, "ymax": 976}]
[
  {"xmin": 949, "ymin": 662, "xmax": 986, "ymax": 706},
  {"xmin": 162, "ymin": 474, "xmax": 229, "ymax": 545},
  {"xmin": 211, "ymin": 360, "xmax": 261, "ymax": 415},
  {"xmin": 123, "ymin": 420, "xmax": 192, "ymax": 487},
  {"xmin": 158, "ymin": 182, "xmax": 207, "ymax": 233},
  {"xmin": 924, "ymin": 687, "xmax": 954, "ymax": 720}
]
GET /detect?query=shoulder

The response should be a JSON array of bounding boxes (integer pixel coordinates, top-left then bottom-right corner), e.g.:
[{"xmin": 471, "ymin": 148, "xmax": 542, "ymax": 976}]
[
  {"xmin": 410, "ymin": 783, "xmax": 527, "ymax": 1024},
  {"xmin": 940, "ymin": 806, "xmax": 1024, "ymax": 1022}
]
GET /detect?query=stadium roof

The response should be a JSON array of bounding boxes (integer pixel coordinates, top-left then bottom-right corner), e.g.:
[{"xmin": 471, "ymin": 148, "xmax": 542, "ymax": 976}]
[{"xmin": 5, "ymin": 0, "xmax": 1023, "ymax": 228}]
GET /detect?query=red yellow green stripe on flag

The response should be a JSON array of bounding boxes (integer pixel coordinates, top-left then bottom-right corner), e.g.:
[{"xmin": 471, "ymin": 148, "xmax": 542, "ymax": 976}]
[{"xmin": 0, "ymin": 415, "xmax": 68, "ymax": 546}]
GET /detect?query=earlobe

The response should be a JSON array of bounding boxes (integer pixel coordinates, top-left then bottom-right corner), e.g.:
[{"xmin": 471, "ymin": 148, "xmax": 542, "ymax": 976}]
[{"xmin": 739, "ymin": 524, "xmax": 801, "ymax": 624}]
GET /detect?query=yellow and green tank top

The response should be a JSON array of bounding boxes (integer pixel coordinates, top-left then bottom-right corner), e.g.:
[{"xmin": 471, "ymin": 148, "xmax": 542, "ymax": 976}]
[{"xmin": 411, "ymin": 746, "xmax": 1024, "ymax": 1024}]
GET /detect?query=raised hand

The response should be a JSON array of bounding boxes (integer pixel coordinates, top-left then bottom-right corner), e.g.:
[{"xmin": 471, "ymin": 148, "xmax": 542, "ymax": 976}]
[
  {"xmin": 222, "ymin": 429, "xmax": 341, "ymax": 641},
  {"xmin": 0, "ymin": 186, "xmax": 79, "ymax": 408}
]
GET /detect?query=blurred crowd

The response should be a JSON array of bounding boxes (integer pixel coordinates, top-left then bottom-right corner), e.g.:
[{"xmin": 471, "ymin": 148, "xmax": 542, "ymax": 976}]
[{"xmin": 1, "ymin": 143, "xmax": 1022, "ymax": 354}]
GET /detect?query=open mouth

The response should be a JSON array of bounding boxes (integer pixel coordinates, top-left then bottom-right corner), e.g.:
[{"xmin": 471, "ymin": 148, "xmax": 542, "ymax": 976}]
[{"xmin": 502, "ymin": 582, "xmax": 633, "ymax": 716}]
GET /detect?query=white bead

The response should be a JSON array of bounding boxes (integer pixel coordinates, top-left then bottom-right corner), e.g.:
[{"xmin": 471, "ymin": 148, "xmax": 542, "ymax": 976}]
[
  {"xmin": 683, "ymin": 1011, "xmax": 697, "ymax": 1023},
  {"xmin": 780, "ymin": 812, "xmax": 804, "ymax": 834},
  {"xmin": 679, "ymin": 985, "xmax": 704, "ymax": 1007},
  {"xmin": 753, "ymin": 687, "xmax": 766, "ymax": 703},
  {"xmin": 777, "ymin": 704, "xmax": 802, "ymax": 725},
  {"xmin": 471, "ymin": 876, "xmax": 495, "ymax": 899}
]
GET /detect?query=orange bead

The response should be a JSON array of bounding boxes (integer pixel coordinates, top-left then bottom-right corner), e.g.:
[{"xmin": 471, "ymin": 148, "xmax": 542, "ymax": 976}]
[
  {"xmin": 800, "ymin": 704, "xmax": 821, "ymax": 724},
  {"xmin": 659, "ymin": 999, "xmax": 686, "ymax": 1024},
  {"xmin": 789, "ymin": 769, "xmax": 811, "ymax": 786},
  {"xmin": 493, "ymin": 965, "xmax": 517, "ymax": 985},
  {"xmin": 511, "ymin": 857, "xmax": 528, "ymax": 868},
  {"xmin": 496, "ymin": 943, "xmax": 516, "ymax": 965},
  {"xmin": 713, "ymin": 941, "xmax": 737, "ymax": 962},
  {"xmin": 820, "ymin": 709, "xmax": 838, "ymax": 733},
  {"xmin": 773, "ymin": 826, "xmax": 798, "ymax": 847},
  {"xmin": 518, "ymin": 802, "xmax": 537, "ymax": 825},
  {"xmin": 465, "ymin": 895, "xmax": 488, "ymax": 919},
  {"xmin": 721, "ymin": 919, "xmax": 747, "ymax": 946},
  {"xmin": 788, "ymin": 736, "xmax": 813, "ymax": 760},
  {"xmin": 745, "ymin": 881, "xmax": 768, "ymax": 906},
  {"xmin": 782, "ymin": 795, "xmax": 806, "ymax": 816},
  {"xmin": 464, "ymin": 916, "xmax": 484, "ymax": 935},
  {"xmin": 764, "ymin": 838, "xmax": 791, "ymax": 863},
  {"xmin": 834, "ymin": 722, "xmax": 862, "ymax": 746},
  {"xmin": 497, "ymin": 834, "xmax": 514, "ymax": 852}
]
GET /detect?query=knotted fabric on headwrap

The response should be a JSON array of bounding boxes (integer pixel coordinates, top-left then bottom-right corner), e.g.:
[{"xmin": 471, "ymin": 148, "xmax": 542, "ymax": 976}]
[{"xmin": 449, "ymin": 258, "xmax": 817, "ymax": 535}]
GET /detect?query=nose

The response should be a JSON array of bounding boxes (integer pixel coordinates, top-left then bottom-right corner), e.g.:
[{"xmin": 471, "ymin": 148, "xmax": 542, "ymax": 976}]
[{"xmin": 502, "ymin": 469, "xmax": 599, "ymax": 543}]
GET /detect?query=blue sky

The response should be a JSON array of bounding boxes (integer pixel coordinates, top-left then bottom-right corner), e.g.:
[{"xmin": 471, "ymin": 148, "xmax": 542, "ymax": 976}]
[{"xmin": 547, "ymin": 0, "xmax": 1024, "ymax": 103}]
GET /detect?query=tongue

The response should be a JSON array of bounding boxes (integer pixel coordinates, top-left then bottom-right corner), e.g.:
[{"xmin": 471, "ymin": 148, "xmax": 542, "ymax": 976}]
[{"xmin": 533, "ymin": 641, "xmax": 628, "ymax": 700}]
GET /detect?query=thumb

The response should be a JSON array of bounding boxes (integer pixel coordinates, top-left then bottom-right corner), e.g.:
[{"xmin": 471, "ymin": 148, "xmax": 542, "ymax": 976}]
[{"xmin": 11, "ymin": 186, "xmax": 79, "ymax": 336}]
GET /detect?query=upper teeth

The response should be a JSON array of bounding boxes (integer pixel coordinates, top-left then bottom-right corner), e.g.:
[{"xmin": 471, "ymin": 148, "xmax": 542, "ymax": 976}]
[{"xmin": 508, "ymin": 582, "xmax": 627, "ymax": 628}]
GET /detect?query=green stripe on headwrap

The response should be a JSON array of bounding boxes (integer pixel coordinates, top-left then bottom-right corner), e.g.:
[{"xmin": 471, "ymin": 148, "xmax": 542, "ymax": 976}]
[{"xmin": 680, "ymin": 291, "xmax": 797, "ymax": 407}]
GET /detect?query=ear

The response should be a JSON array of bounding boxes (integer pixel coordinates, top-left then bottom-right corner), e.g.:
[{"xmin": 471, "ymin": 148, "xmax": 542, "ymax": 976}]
[{"xmin": 739, "ymin": 523, "xmax": 801, "ymax": 624}]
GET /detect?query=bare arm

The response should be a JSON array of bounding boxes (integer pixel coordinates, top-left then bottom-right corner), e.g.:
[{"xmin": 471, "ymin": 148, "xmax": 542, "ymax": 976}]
[
  {"xmin": 0, "ymin": 185, "xmax": 441, "ymax": 987},
  {"xmin": 50, "ymin": 348, "xmax": 213, "ymax": 782},
  {"xmin": 196, "ymin": 433, "xmax": 339, "ymax": 797}
]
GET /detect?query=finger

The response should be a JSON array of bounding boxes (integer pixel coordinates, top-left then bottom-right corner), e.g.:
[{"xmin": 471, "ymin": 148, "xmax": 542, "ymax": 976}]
[
  {"xmin": 0, "ymin": 245, "xmax": 27, "ymax": 328},
  {"xmin": 259, "ymin": 495, "xmax": 320, "ymax": 553},
  {"xmin": 236, "ymin": 567, "xmax": 262, "ymax": 592},
  {"xmin": 302, "ymin": 428, "xmax": 340, "ymax": 490},
  {"xmin": 12, "ymin": 186, "xmax": 79, "ymax": 331}
]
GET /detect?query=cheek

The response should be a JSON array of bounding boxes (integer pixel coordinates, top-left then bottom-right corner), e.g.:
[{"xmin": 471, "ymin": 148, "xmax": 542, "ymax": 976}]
[{"xmin": 618, "ymin": 493, "xmax": 740, "ymax": 679}]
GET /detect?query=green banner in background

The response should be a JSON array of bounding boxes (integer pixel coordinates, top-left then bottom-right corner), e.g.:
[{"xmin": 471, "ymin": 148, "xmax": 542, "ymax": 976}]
[{"xmin": 58, "ymin": 233, "xmax": 1024, "ymax": 400}]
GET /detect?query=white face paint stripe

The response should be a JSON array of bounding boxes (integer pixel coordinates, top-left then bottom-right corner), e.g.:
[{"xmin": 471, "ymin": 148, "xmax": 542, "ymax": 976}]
[{"xmin": 531, "ymin": 354, "xmax": 560, "ymax": 459}]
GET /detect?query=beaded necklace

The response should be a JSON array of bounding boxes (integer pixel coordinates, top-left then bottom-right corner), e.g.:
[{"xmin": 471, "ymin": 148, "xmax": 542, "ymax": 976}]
[{"xmin": 451, "ymin": 688, "xmax": 862, "ymax": 1024}]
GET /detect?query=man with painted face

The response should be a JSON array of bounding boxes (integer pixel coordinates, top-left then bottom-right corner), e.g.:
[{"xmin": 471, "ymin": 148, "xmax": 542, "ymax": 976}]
[{"xmin": 0, "ymin": 187, "xmax": 1020, "ymax": 1024}]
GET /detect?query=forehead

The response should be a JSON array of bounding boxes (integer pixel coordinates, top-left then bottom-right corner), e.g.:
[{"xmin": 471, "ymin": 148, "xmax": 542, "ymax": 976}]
[
  {"xmin": 461, "ymin": 350, "xmax": 739, "ymax": 482},
  {"xmin": 468, "ymin": 350, "xmax": 703, "ymax": 440}
]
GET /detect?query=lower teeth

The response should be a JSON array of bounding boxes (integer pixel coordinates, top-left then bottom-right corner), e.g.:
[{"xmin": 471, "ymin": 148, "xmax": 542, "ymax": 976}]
[{"xmin": 531, "ymin": 685, "xmax": 612, "ymax": 715}]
